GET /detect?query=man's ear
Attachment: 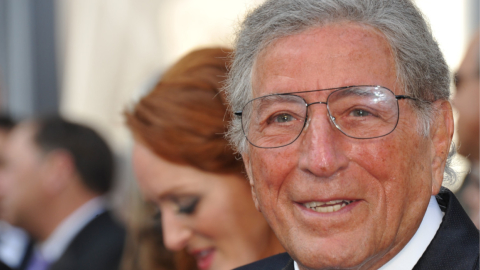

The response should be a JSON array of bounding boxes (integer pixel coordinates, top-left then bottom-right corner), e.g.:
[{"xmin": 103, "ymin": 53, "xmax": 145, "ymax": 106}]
[
  {"xmin": 429, "ymin": 100, "xmax": 454, "ymax": 195},
  {"xmin": 242, "ymin": 153, "xmax": 261, "ymax": 212},
  {"xmin": 41, "ymin": 150, "xmax": 76, "ymax": 195}
]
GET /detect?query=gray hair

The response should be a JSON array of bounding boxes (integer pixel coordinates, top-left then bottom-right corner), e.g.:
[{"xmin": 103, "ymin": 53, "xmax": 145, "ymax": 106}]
[{"xmin": 225, "ymin": 0, "xmax": 455, "ymax": 182}]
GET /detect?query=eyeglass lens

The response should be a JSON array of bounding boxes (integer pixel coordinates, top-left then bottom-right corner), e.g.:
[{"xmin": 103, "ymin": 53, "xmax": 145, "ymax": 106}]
[{"xmin": 241, "ymin": 86, "xmax": 400, "ymax": 148}]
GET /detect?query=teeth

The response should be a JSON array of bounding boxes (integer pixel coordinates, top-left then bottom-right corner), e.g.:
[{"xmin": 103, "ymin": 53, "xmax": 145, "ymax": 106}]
[{"xmin": 303, "ymin": 200, "xmax": 353, "ymax": 213}]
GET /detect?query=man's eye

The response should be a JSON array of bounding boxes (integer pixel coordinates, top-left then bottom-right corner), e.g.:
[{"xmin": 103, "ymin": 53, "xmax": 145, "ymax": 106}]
[
  {"xmin": 350, "ymin": 109, "xmax": 372, "ymax": 117},
  {"xmin": 274, "ymin": 113, "xmax": 295, "ymax": 123},
  {"xmin": 177, "ymin": 197, "xmax": 200, "ymax": 214}
]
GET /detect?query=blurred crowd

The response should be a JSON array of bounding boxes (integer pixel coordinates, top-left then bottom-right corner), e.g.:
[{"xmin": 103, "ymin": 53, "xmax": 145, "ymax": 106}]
[
  {"xmin": 0, "ymin": 6, "xmax": 477, "ymax": 270},
  {"xmin": 0, "ymin": 47, "xmax": 285, "ymax": 270}
]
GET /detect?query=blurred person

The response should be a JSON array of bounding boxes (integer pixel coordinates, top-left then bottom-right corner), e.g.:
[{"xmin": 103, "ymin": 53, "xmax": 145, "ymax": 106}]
[
  {"xmin": 0, "ymin": 115, "xmax": 29, "ymax": 269},
  {"xmin": 120, "ymin": 190, "xmax": 196, "ymax": 270},
  {"xmin": 225, "ymin": 0, "xmax": 478, "ymax": 269},
  {"xmin": 126, "ymin": 48, "xmax": 284, "ymax": 270},
  {"xmin": 453, "ymin": 31, "xmax": 480, "ymax": 228},
  {"xmin": 0, "ymin": 116, "xmax": 15, "ymax": 149},
  {"xmin": 0, "ymin": 116, "xmax": 126, "ymax": 270}
]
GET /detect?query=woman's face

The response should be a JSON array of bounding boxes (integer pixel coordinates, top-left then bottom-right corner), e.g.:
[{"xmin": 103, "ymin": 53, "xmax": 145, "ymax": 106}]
[{"xmin": 133, "ymin": 142, "xmax": 275, "ymax": 270}]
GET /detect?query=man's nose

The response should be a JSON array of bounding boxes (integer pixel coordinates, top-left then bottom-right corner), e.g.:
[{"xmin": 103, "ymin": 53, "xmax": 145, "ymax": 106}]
[
  {"xmin": 298, "ymin": 105, "xmax": 349, "ymax": 177},
  {"xmin": 162, "ymin": 211, "xmax": 193, "ymax": 251}
]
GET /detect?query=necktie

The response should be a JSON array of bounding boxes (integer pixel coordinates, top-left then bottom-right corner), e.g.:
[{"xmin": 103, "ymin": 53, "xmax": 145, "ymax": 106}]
[{"xmin": 26, "ymin": 249, "xmax": 50, "ymax": 270}]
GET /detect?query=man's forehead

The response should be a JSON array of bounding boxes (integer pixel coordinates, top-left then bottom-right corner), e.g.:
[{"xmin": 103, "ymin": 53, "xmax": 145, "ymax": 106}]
[{"xmin": 251, "ymin": 23, "xmax": 397, "ymax": 96}]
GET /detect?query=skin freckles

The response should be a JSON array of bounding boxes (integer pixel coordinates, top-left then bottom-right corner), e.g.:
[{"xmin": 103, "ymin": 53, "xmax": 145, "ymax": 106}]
[{"xmin": 243, "ymin": 22, "xmax": 453, "ymax": 270}]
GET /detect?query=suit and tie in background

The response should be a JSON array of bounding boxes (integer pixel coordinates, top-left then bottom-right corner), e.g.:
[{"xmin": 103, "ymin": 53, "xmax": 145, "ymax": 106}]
[{"xmin": 0, "ymin": 116, "xmax": 126, "ymax": 270}]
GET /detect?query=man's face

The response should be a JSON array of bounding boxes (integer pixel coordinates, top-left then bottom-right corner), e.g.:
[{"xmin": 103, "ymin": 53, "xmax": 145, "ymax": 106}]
[
  {"xmin": 243, "ymin": 23, "xmax": 450, "ymax": 269},
  {"xmin": 0, "ymin": 124, "xmax": 45, "ymax": 227}
]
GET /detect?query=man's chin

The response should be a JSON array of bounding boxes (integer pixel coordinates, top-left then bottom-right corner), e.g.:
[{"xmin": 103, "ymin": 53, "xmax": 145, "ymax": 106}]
[
  {"xmin": 294, "ymin": 254, "xmax": 374, "ymax": 270},
  {"xmin": 286, "ymin": 235, "xmax": 386, "ymax": 270}
]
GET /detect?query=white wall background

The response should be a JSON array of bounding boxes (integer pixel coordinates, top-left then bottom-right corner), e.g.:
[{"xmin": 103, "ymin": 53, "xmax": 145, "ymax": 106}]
[
  {"xmin": 57, "ymin": 0, "xmax": 265, "ymax": 153},
  {"xmin": 415, "ymin": 0, "xmax": 470, "ymax": 71}
]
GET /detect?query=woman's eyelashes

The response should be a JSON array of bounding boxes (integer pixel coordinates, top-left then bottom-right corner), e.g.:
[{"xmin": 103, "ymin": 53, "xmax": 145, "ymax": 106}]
[{"xmin": 177, "ymin": 196, "xmax": 200, "ymax": 214}]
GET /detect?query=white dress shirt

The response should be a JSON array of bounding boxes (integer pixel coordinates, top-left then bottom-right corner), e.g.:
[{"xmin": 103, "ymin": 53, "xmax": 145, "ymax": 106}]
[
  {"xmin": 294, "ymin": 196, "xmax": 443, "ymax": 270},
  {"xmin": 0, "ymin": 222, "xmax": 29, "ymax": 268},
  {"xmin": 36, "ymin": 196, "xmax": 106, "ymax": 263}
]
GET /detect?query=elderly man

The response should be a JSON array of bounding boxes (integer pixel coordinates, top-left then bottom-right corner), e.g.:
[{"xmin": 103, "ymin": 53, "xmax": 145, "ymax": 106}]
[
  {"xmin": 226, "ymin": 0, "xmax": 479, "ymax": 269},
  {"xmin": 0, "ymin": 116, "xmax": 125, "ymax": 270}
]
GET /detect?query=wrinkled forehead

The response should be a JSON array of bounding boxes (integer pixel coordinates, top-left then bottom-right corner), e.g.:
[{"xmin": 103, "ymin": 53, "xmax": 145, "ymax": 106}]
[{"xmin": 251, "ymin": 23, "xmax": 399, "ymax": 99}]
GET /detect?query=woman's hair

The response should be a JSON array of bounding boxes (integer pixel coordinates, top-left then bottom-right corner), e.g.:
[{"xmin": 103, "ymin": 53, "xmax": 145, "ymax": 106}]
[{"xmin": 126, "ymin": 47, "xmax": 243, "ymax": 174}]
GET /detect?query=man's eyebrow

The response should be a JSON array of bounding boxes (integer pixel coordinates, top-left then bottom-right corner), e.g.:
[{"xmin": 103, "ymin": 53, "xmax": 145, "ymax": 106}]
[{"xmin": 255, "ymin": 95, "xmax": 303, "ymax": 112}]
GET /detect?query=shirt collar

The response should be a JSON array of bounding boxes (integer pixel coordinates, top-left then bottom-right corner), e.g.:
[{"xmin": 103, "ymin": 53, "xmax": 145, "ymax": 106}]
[
  {"xmin": 294, "ymin": 195, "xmax": 443, "ymax": 270},
  {"xmin": 37, "ymin": 196, "xmax": 106, "ymax": 262}
]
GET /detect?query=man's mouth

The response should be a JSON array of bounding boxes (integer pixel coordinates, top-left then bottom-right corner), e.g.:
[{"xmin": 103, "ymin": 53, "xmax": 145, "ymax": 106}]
[{"xmin": 303, "ymin": 200, "xmax": 354, "ymax": 213}]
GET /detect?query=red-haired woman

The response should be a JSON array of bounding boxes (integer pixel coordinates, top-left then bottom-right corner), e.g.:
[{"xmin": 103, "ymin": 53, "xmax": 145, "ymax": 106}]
[{"xmin": 125, "ymin": 48, "xmax": 284, "ymax": 270}]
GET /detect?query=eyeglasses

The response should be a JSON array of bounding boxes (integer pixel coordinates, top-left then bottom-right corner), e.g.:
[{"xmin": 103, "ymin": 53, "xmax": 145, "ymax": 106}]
[{"xmin": 235, "ymin": 85, "xmax": 417, "ymax": 149}]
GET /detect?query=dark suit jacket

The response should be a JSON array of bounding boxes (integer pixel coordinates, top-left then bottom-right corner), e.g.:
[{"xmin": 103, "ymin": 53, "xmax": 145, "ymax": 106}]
[
  {"xmin": 18, "ymin": 211, "xmax": 126, "ymax": 270},
  {"xmin": 235, "ymin": 189, "xmax": 479, "ymax": 270},
  {"xmin": 0, "ymin": 260, "xmax": 11, "ymax": 270}
]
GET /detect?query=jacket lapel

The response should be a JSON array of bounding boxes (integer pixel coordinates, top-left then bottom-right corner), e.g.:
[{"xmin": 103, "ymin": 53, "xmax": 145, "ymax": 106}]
[{"xmin": 413, "ymin": 188, "xmax": 479, "ymax": 270}]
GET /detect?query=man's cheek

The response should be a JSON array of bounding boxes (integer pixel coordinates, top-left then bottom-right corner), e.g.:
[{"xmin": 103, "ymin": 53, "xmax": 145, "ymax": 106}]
[
  {"xmin": 253, "ymin": 153, "xmax": 290, "ymax": 191},
  {"xmin": 350, "ymin": 139, "xmax": 402, "ymax": 180},
  {"xmin": 251, "ymin": 156, "xmax": 281, "ymax": 194}
]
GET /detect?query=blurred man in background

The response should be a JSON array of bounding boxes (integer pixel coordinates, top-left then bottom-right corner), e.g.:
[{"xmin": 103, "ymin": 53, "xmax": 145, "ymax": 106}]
[
  {"xmin": 0, "ymin": 116, "xmax": 125, "ymax": 270},
  {"xmin": 0, "ymin": 115, "xmax": 29, "ymax": 269},
  {"xmin": 453, "ymin": 31, "xmax": 480, "ymax": 228}
]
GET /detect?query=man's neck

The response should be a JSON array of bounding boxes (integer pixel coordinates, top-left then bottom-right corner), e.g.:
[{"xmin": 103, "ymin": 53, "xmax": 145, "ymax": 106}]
[{"xmin": 32, "ymin": 192, "xmax": 99, "ymax": 242}]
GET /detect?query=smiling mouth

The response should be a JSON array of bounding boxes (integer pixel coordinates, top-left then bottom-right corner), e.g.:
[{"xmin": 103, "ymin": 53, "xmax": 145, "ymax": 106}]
[
  {"xmin": 303, "ymin": 200, "xmax": 354, "ymax": 213},
  {"xmin": 191, "ymin": 248, "xmax": 215, "ymax": 270}
]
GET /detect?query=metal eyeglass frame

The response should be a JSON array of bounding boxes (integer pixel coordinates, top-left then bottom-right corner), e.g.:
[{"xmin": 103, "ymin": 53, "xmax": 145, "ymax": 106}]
[{"xmin": 234, "ymin": 85, "xmax": 419, "ymax": 149}]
